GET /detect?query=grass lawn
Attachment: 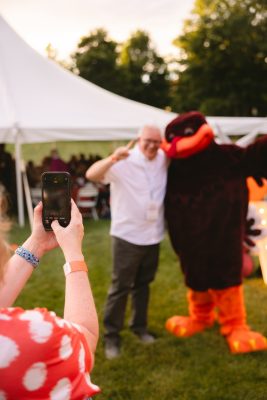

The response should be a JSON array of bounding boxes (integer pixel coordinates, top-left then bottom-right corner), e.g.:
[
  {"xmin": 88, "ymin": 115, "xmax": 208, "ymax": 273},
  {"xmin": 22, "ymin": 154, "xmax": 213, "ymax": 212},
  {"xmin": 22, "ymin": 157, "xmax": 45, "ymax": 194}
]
[{"xmin": 9, "ymin": 219, "xmax": 267, "ymax": 400}]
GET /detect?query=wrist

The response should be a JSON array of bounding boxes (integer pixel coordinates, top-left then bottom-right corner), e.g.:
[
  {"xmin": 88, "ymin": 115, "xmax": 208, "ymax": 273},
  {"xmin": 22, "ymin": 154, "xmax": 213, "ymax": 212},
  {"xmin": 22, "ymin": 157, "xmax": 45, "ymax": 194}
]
[
  {"xmin": 63, "ymin": 250, "xmax": 84, "ymax": 263},
  {"xmin": 15, "ymin": 246, "xmax": 40, "ymax": 268},
  {"xmin": 22, "ymin": 237, "xmax": 45, "ymax": 259}
]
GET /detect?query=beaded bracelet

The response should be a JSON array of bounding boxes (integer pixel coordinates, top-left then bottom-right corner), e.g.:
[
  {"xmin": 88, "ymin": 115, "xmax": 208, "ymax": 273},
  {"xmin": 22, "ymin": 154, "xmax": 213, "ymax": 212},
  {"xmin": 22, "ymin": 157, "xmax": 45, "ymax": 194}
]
[{"xmin": 15, "ymin": 246, "xmax": 40, "ymax": 268}]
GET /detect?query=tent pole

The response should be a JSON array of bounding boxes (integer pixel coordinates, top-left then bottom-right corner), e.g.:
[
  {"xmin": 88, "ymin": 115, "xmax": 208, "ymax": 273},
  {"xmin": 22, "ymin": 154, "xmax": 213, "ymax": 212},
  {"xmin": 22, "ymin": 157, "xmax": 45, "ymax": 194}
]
[
  {"xmin": 14, "ymin": 128, "xmax": 25, "ymax": 226},
  {"xmin": 236, "ymin": 129, "xmax": 259, "ymax": 147},
  {"xmin": 215, "ymin": 124, "xmax": 232, "ymax": 144},
  {"xmin": 21, "ymin": 161, "xmax": 33, "ymax": 230}
]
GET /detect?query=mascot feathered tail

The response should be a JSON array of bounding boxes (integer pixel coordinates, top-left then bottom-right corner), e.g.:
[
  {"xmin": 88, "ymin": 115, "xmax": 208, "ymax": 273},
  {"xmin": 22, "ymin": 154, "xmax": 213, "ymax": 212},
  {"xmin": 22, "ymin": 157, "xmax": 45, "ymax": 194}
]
[{"xmin": 162, "ymin": 111, "xmax": 267, "ymax": 354}]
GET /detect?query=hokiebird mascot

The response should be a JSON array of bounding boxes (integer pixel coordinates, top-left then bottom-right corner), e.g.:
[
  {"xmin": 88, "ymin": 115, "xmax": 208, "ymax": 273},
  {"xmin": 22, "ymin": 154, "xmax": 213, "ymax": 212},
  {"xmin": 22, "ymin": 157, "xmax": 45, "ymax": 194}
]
[{"xmin": 163, "ymin": 111, "xmax": 267, "ymax": 354}]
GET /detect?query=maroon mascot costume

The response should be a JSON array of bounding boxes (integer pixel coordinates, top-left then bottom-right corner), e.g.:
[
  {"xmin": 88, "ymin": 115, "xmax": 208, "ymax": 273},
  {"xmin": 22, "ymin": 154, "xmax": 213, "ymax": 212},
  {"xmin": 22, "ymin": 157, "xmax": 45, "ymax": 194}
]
[{"xmin": 163, "ymin": 111, "xmax": 267, "ymax": 354}]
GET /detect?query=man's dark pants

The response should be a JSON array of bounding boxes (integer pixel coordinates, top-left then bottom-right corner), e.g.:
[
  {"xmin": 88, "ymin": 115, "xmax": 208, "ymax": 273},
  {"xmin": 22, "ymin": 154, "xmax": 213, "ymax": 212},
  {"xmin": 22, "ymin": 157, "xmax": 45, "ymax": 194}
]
[{"xmin": 104, "ymin": 236, "xmax": 160, "ymax": 346}]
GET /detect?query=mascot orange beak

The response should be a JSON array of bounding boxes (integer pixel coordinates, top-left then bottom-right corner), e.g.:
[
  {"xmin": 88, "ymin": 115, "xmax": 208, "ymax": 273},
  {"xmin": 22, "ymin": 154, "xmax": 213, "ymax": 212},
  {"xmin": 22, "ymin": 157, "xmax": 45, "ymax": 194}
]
[{"xmin": 161, "ymin": 123, "xmax": 215, "ymax": 159}]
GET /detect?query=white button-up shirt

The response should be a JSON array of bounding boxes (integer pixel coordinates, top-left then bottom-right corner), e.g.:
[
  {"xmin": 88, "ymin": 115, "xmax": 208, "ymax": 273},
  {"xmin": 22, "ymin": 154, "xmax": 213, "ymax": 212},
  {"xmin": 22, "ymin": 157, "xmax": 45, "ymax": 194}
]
[{"xmin": 103, "ymin": 145, "xmax": 167, "ymax": 245}]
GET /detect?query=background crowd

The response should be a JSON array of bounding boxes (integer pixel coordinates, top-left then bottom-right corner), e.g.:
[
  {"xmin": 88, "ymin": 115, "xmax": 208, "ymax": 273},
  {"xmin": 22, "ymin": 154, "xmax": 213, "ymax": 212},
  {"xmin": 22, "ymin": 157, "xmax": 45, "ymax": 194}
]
[{"xmin": 0, "ymin": 144, "xmax": 111, "ymax": 219}]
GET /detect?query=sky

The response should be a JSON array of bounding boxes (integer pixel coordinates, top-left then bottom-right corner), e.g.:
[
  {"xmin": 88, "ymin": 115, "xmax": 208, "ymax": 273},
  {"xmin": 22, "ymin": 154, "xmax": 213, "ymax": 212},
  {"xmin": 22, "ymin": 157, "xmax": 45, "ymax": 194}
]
[{"xmin": 0, "ymin": 0, "xmax": 195, "ymax": 59}]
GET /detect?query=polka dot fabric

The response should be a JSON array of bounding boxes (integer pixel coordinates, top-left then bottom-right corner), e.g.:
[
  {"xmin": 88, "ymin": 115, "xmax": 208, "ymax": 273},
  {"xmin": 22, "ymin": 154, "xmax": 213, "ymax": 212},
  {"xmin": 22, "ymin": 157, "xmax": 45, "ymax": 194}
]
[{"xmin": 0, "ymin": 308, "xmax": 100, "ymax": 399}]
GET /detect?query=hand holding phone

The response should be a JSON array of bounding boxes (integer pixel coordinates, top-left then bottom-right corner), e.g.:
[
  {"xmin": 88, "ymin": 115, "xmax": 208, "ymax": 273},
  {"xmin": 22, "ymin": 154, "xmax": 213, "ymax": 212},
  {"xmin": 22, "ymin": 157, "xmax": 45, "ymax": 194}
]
[
  {"xmin": 51, "ymin": 199, "xmax": 84, "ymax": 262},
  {"xmin": 41, "ymin": 172, "xmax": 71, "ymax": 231}
]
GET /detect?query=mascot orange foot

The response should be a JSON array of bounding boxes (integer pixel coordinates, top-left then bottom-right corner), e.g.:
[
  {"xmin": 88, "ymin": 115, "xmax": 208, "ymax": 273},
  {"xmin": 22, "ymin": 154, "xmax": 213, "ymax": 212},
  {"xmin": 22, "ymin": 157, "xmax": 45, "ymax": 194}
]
[
  {"xmin": 214, "ymin": 285, "xmax": 267, "ymax": 354},
  {"xmin": 166, "ymin": 285, "xmax": 267, "ymax": 354},
  {"xmin": 166, "ymin": 290, "xmax": 215, "ymax": 337},
  {"xmin": 226, "ymin": 329, "xmax": 267, "ymax": 354},
  {"xmin": 166, "ymin": 316, "xmax": 213, "ymax": 337}
]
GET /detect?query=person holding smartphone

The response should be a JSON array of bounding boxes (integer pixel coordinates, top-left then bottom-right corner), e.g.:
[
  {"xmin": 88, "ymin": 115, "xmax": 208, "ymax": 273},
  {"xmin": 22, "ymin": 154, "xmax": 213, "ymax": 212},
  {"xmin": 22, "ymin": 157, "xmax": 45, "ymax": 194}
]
[
  {"xmin": 0, "ymin": 187, "xmax": 100, "ymax": 399},
  {"xmin": 86, "ymin": 125, "xmax": 167, "ymax": 360}
]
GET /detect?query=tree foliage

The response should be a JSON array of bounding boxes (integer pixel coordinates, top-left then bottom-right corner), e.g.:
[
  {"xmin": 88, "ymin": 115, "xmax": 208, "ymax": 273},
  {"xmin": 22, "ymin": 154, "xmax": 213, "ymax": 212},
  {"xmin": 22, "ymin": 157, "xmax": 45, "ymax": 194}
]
[
  {"xmin": 172, "ymin": 0, "xmax": 267, "ymax": 116},
  {"xmin": 120, "ymin": 30, "xmax": 170, "ymax": 108},
  {"xmin": 71, "ymin": 29, "xmax": 170, "ymax": 109},
  {"xmin": 72, "ymin": 28, "xmax": 123, "ymax": 94}
]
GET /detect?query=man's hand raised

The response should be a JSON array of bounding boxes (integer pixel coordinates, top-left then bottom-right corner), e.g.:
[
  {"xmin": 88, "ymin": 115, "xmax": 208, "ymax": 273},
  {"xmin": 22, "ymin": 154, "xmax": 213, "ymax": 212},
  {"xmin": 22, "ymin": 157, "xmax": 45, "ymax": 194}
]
[{"xmin": 111, "ymin": 140, "xmax": 136, "ymax": 161}]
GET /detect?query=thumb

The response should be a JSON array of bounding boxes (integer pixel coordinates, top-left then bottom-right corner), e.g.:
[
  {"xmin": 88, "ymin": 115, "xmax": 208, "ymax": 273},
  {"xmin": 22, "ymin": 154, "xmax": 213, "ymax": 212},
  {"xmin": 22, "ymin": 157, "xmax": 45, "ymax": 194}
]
[
  {"xmin": 33, "ymin": 201, "xmax": 42, "ymax": 216},
  {"xmin": 126, "ymin": 139, "xmax": 136, "ymax": 150},
  {"xmin": 51, "ymin": 219, "xmax": 61, "ymax": 233}
]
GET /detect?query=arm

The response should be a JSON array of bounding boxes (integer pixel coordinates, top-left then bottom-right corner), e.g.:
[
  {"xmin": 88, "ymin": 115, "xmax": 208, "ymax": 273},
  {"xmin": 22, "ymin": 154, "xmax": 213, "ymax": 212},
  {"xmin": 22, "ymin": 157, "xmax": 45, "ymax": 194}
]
[
  {"xmin": 85, "ymin": 140, "xmax": 135, "ymax": 182},
  {"xmin": 1, "ymin": 201, "xmax": 99, "ymax": 360},
  {"xmin": 51, "ymin": 200, "xmax": 99, "ymax": 359},
  {"xmin": 0, "ymin": 203, "xmax": 58, "ymax": 307},
  {"xmin": 85, "ymin": 155, "xmax": 116, "ymax": 182},
  {"xmin": 64, "ymin": 271, "xmax": 98, "ymax": 358},
  {"xmin": 0, "ymin": 239, "xmax": 41, "ymax": 307}
]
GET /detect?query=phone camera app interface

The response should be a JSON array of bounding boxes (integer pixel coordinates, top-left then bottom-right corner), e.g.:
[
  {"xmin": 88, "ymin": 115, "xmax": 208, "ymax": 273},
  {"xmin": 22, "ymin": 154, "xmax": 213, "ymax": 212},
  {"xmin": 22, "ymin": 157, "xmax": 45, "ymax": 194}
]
[{"xmin": 43, "ymin": 178, "xmax": 69, "ymax": 222}]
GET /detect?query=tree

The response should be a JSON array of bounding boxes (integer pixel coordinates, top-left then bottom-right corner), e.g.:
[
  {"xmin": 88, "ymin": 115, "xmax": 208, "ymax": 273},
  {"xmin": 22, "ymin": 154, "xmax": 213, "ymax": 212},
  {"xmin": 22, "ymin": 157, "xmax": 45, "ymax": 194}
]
[
  {"xmin": 70, "ymin": 29, "xmax": 170, "ymax": 109},
  {"xmin": 45, "ymin": 43, "xmax": 73, "ymax": 70},
  {"xmin": 120, "ymin": 30, "xmax": 170, "ymax": 109},
  {"xmin": 72, "ymin": 28, "xmax": 123, "ymax": 94},
  {"xmin": 172, "ymin": 0, "xmax": 267, "ymax": 116}
]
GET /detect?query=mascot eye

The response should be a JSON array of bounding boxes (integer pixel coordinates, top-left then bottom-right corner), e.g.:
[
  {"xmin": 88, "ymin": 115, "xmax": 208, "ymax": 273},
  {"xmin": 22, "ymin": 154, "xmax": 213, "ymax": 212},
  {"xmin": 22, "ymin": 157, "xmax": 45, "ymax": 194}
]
[
  {"xmin": 184, "ymin": 127, "xmax": 194, "ymax": 136},
  {"xmin": 168, "ymin": 133, "xmax": 175, "ymax": 141}
]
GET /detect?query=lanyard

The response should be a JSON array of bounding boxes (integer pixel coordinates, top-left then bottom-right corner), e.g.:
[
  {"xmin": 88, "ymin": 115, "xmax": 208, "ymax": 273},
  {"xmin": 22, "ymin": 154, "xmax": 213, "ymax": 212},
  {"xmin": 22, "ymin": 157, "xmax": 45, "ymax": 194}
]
[
  {"xmin": 131, "ymin": 146, "xmax": 157, "ymax": 201},
  {"xmin": 142, "ymin": 159, "xmax": 157, "ymax": 201}
]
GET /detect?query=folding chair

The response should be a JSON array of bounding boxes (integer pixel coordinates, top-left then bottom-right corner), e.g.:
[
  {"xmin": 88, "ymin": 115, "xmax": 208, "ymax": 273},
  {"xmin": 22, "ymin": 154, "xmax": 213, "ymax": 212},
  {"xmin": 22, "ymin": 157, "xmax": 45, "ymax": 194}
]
[
  {"xmin": 76, "ymin": 183, "xmax": 99, "ymax": 220},
  {"xmin": 30, "ymin": 187, "xmax": 42, "ymax": 207}
]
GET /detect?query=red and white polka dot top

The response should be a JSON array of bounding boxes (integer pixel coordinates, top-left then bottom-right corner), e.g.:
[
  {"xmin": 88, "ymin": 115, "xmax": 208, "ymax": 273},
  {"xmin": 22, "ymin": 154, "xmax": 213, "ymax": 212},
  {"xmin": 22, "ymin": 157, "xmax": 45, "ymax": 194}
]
[{"xmin": 0, "ymin": 307, "xmax": 100, "ymax": 399}]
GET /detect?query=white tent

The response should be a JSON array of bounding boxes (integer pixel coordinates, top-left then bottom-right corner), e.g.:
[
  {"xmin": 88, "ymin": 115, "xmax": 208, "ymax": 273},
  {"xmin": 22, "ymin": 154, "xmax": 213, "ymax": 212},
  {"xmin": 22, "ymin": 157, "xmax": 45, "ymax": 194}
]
[
  {"xmin": 207, "ymin": 116, "xmax": 267, "ymax": 147},
  {"xmin": 0, "ymin": 15, "xmax": 176, "ymax": 143},
  {"xmin": 1, "ymin": 14, "xmax": 266, "ymax": 144},
  {"xmin": 1, "ymin": 15, "xmax": 267, "ymax": 225},
  {"xmin": 0, "ymin": 15, "xmax": 176, "ymax": 225}
]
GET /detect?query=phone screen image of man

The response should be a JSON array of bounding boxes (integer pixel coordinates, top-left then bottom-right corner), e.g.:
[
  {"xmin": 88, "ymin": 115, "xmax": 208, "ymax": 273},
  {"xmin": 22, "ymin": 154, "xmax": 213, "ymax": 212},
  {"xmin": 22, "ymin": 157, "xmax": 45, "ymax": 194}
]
[{"xmin": 43, "ymin": 186, "xmax": 69, "ymax": 219}]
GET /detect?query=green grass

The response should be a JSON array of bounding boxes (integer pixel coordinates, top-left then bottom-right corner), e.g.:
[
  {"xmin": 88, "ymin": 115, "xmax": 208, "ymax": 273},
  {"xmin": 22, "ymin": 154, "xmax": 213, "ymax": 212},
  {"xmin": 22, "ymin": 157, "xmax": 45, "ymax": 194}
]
[{"xmin": 9, "ymin": 220, "xmax": 267, "ymax": 400}]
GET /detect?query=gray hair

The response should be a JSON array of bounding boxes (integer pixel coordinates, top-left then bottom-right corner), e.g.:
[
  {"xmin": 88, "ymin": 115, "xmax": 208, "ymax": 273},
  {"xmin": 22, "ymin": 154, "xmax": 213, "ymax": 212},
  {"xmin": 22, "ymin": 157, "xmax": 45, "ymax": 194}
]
[{"xmin": 137, "ymin": 125, "xmax": 163, "ymax": 138}]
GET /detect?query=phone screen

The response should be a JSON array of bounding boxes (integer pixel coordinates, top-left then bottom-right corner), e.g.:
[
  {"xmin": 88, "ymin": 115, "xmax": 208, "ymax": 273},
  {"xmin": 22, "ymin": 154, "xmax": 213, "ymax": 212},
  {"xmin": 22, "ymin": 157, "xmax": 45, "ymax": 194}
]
[{"xmin": 42, "ymin": 172, "xmax": 71, "ymax": 231}]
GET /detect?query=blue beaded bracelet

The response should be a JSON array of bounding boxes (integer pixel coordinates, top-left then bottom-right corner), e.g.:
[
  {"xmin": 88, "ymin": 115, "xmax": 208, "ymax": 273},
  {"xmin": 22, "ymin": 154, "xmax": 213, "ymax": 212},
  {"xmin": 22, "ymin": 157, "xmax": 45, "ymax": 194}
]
[{"xmin": 15, "ymin": 246, "xmax": 40, "ymax": 268}]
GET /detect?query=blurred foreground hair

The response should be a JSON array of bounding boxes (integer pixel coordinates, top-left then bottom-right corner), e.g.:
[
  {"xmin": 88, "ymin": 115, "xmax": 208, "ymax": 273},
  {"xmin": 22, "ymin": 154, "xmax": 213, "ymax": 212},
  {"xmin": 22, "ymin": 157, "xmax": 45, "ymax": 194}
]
[{"xmin": 0, "ymin": 184, "xmax": 12, "ymax": 283}]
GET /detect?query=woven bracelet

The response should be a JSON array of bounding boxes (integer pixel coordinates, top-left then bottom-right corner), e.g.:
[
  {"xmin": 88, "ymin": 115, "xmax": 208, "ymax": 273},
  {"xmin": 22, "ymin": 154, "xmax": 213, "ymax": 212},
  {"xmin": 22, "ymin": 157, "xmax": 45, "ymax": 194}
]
[{"xmin": 15, "ymin": 246, "xmax": 40, "ymax": 268}]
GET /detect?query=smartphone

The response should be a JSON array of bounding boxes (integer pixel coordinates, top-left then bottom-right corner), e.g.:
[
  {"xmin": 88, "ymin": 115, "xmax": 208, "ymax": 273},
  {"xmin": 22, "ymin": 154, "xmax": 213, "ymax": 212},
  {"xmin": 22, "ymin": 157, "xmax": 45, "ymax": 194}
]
[{"xmin": 41, "ymin": 172, "xmax": 71, "ymax": 231}]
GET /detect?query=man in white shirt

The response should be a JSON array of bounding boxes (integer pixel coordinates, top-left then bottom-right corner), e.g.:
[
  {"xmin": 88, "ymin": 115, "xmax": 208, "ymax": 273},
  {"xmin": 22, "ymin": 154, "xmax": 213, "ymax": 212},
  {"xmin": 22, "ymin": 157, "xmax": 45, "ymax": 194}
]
[{"xmin": 86, "ymin": 125, "xmax": 167, "ymax": 359}]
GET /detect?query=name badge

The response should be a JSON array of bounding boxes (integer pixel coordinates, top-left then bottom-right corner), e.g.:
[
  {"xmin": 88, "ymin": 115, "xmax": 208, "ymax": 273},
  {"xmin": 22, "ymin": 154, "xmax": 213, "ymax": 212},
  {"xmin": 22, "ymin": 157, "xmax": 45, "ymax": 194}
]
[{"xmin": 146, "ymin": 201, "xmax": 160, "ymax": 221}]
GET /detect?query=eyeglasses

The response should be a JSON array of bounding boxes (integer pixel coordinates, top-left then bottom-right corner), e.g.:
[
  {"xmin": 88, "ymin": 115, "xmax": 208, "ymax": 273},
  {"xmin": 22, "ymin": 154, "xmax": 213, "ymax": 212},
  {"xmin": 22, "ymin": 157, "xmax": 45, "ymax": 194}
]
[{"xmin": 142, "ymin": 139, "xmax": 162, "ymax": 146}]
